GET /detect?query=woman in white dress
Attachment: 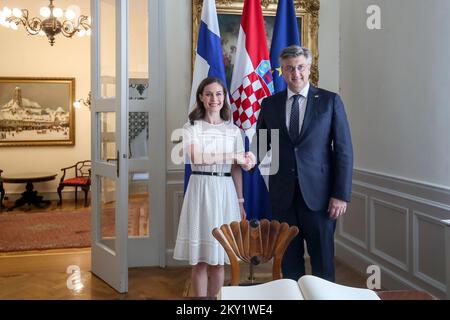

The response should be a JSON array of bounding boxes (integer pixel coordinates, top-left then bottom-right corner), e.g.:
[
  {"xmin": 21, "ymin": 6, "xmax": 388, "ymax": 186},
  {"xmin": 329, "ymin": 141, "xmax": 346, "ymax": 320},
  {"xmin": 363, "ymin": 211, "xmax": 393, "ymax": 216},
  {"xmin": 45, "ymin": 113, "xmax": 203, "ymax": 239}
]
[{"xmin": 173, "ymin": 77, "xmax": 256, "ymax": 297}]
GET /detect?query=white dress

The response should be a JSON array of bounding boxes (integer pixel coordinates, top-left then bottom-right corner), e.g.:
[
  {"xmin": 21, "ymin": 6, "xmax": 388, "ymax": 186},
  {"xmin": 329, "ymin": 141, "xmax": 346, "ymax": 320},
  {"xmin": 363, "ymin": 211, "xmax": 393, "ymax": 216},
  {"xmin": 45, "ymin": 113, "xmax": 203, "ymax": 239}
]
[{"xmin": 173, "ymin": 120, "xmax": 245, "ymax": 265}]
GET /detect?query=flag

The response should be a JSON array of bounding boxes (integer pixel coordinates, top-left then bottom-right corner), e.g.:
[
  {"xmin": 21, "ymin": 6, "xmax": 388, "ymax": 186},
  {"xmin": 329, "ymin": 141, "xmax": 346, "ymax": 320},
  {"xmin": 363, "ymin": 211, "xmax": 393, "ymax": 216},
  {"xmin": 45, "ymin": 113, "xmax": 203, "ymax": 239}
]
[
  {"xmin": 184, "ymin": 0, "xmax": 227, "ymax": 193},
  {"xmin": 229, "ymin": 0, "xmax": 274, "ymax": 220},
  {"xmin": 259, "ymin": 0, "xmax": 301, "ymax": 190},
  {"xmin": 270, "ymin": 0, "xmax": 301, "ymax": 93}
]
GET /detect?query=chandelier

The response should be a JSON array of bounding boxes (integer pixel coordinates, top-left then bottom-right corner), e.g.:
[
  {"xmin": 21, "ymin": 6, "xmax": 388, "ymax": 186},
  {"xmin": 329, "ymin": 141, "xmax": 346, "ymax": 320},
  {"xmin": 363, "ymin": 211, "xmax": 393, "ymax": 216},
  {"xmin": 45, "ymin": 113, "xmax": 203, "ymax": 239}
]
[{"xmin": 0, "ymin": 0, "xmax": 91, "ymax": 46}]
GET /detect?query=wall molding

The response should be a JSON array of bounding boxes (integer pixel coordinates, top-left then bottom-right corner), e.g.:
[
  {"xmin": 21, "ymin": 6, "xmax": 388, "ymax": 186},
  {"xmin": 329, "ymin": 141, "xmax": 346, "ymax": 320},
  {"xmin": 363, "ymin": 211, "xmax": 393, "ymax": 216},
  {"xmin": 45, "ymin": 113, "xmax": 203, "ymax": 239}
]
[
  {"xmin": 412, "ymin": 210, "xmax": 447, "ymax": 292},
  {"xmin": 353, "ymin": 168, "xmax": 450, "ymax": 211},
  {"xmin": 446, "ymin": 225, "xmax": 450, "ymax": 299},
  {"xmin": 339, "ymin": 191, "xmax": 368, "ymax": 250},
  {"xmin": 369, "ymin": 197, "xmax": 409, "ymax": 272},
  {"xmin": 166, "ymin": 169, "xmax": 185, "ymax": 266},
  {"xmin": 336, "ymin": 240, "xmax": 436, "ymax": 296},
  {"xmin": 172, "ymin": 191, "xmax": 184, "ymax": 245},
  {"xmin": 353, "ymin": 168, "xmax": 450, "ymax": 192},
  {"xmin": 166, "ymin": 249, "xmax": 189, "ymax": 267},
  {"xmin": 336, "ymin": 168, "xmax": 449, "ymax": 299}
]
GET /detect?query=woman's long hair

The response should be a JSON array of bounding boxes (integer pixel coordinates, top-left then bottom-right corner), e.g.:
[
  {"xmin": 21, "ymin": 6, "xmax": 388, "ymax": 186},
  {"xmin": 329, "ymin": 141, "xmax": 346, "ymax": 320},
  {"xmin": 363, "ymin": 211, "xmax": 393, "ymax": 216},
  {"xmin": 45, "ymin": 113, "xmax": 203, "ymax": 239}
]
[{"xmin": 189, "ymin": 77, "xmax": 230, "ymax": 124}]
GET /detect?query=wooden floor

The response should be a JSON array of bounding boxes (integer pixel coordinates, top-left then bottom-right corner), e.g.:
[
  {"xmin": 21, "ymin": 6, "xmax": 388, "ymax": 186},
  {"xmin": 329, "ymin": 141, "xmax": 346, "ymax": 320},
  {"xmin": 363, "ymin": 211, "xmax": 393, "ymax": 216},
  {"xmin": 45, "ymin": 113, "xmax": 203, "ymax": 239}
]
[
  {"xmin": 0, "ymin": 199, "xmax": 368, "ymax": 299},
  {"xmin": 0, "ymin": 248, "xmax": 192, "ymax": 299},
  {"xmin": 0, "ymin": 248, "xmax": 368, "ymax": 300}
]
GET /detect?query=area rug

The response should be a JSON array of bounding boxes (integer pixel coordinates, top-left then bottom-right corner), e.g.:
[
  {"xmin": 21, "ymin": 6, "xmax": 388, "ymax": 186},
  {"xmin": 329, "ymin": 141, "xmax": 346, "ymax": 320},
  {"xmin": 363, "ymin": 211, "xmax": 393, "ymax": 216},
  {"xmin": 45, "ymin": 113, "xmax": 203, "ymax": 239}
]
[{"xmin": 0, "ymin": 206, "xmax": 147, "ymax": 252}]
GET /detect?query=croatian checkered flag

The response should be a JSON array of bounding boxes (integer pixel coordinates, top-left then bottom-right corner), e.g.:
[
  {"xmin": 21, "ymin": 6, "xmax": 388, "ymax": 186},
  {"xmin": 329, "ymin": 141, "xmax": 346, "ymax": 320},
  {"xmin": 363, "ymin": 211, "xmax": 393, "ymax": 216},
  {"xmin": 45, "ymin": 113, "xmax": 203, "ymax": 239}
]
[{"xmin": 229, "ymin": 0, "xmax": 274, "ymax": 219}]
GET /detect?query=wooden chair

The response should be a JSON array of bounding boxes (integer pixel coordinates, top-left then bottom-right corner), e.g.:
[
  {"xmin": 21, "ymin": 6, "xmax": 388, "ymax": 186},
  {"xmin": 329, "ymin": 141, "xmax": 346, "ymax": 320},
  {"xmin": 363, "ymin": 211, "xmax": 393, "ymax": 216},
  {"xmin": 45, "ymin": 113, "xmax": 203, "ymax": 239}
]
[
  {"xmin": 212, "ymin": 219, "xmax": 299, "ymax": 286},
  {"xmin": 57, "ymin": 160, "xmax": 91, "ymax": 207}
]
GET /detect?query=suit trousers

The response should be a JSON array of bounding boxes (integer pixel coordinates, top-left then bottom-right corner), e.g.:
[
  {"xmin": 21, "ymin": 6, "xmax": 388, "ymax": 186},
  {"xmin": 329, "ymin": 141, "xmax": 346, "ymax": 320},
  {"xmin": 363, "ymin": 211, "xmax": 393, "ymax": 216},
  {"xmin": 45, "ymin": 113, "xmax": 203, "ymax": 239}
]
[{"xmin": 272, "ymin": 181, "xmax": 337, "ymax": 282}]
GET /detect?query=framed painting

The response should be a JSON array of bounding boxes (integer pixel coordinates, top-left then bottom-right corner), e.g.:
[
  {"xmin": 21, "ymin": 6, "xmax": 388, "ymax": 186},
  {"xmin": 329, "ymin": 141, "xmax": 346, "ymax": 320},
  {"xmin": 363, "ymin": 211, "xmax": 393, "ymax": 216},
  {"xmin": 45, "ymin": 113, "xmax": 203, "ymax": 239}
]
[
  {"xmin": 192, "ymin": 0, "xmax": 320, "ymax": 86},
  {"xmin": 0, "ymin": 77, "xmax": 75, "ymax": 147}
]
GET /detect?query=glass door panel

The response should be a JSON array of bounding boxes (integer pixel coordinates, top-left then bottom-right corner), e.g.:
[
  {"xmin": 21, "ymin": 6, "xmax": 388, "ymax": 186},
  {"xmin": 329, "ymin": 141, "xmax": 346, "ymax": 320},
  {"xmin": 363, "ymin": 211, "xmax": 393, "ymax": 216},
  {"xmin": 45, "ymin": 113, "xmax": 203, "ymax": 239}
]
[
  {"xmin": 129, "ymin": 0, "xmax": 149, "ymax": 100},
  {"xmin": 99, "ymin": 176, "xmax": 117, "ymax": 250},
  {"xmin": 99, "ymin": 112, "xmax": 117, "ymax": 162},
  {"xmin": 128, "ymin": 171, "xmax": 150, "ymax": 237},
  {"xmin": 129, "ymin": 112, "xmax": 149, "ymax": 159},
  {"xmin": 100, "ymin": 0, "xmax": 116, "ymax": 98}
]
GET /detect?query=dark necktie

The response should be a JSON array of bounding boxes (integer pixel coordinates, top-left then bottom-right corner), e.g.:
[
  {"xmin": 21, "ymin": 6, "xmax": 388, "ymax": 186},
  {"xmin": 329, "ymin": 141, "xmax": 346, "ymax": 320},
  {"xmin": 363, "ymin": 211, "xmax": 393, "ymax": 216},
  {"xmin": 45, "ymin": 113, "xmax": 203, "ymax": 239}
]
[{"xmin": 289, "ymin": 94, "xmax": 301, "ymax": 141}]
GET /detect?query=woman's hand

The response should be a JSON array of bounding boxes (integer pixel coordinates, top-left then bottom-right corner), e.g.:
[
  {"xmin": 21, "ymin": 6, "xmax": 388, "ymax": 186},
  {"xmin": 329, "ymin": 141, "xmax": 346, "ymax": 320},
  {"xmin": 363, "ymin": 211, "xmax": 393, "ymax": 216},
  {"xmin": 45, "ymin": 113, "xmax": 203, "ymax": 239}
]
[
  {"xmin": 236, "ymin": 152, "xmax": 256, "ymax": 171},
  {"xmin": 239, "ymin": 203, "xmax": 247, "ymax": 220},
  {"xmin": 235, "ymin": 153, "xmax": 247, "ymax": 165}
]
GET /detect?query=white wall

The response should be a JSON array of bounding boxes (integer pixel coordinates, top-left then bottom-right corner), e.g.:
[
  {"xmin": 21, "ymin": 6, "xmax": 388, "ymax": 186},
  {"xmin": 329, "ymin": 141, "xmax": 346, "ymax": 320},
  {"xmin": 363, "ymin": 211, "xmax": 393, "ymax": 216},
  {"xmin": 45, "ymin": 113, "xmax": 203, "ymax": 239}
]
[
  {"xmin": 165, "ymin": 0, "xmax": 192, "ymax": 171},
  {"xmin": 338, "ymin": 0, "xmax": 450, "ymax": 298},
  {"xmin": 318, "ymin": 0, "xmax": 340, "ymax": 92},
  {"xmin": 340, "ymin": 0, "xmax": 450, "ymax": 189},
  {"xmin": 0, "ymin": 0, "xmax": 91, "ymax": 195}
]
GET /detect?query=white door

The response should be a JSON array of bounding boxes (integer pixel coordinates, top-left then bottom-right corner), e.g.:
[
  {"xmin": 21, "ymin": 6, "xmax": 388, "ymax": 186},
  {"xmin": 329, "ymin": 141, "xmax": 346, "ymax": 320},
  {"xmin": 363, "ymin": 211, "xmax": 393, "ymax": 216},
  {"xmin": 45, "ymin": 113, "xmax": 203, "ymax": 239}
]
[
  {"xmin": 126, "ymin": 0, "xmax": 166, "ymax": 267},
  {"xmin": 90, "ymin": 0, "xmax": 166, "ymax": 292},
  {"xmin": 90, "ymin": 0, "xmax": 129, "ymax": 293}
]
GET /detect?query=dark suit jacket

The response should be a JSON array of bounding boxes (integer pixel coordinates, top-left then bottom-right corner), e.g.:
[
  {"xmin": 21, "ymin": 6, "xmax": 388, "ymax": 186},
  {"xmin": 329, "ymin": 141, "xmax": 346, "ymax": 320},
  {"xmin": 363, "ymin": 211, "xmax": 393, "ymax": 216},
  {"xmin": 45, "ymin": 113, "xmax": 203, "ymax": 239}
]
[{"xmin": 257, "ymin": 85, "xmax": 353, "ymax": 211}]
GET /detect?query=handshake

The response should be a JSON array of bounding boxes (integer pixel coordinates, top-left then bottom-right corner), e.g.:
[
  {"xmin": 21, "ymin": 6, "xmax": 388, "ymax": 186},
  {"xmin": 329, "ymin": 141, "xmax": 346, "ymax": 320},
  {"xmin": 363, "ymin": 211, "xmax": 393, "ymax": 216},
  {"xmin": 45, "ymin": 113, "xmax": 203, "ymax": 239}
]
[{"xmin": 236, "ymin": 151, "xmax": 257, "ymax": 171}]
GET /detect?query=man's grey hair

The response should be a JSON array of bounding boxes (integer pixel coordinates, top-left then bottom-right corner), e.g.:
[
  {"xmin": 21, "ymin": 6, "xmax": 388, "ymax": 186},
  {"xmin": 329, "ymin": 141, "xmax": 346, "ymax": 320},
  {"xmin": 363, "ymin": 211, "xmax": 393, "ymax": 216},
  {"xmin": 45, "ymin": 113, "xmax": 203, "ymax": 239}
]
[{"xmin": 279, "ymin": 45, "xmax": 312, "ymax": 65}]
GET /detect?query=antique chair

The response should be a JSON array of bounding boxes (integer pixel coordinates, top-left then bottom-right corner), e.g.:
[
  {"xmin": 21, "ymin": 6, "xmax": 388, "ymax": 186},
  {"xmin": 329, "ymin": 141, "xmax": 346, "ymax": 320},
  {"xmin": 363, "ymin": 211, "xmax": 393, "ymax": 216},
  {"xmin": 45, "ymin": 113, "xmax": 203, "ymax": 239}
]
[
  {"xmin": 212, "ymin": 219, "xmax": 299, "ymax": 286},
  {"xmin": 57, "ymin": 160, "xmax": 91, "ymax": 206}
]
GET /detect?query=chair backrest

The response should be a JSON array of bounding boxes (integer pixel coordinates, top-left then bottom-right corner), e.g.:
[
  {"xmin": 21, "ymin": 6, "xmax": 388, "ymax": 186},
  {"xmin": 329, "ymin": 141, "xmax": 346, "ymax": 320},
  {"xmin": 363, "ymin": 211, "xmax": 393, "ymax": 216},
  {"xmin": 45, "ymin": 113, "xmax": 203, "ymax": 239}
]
[
  {"xmin": 75, "ymin": 160, "xmax": 91, "ymax": 177},
  {"xmin": 212, "ymin": 219, "xmax": 299, "ymax": 286}
]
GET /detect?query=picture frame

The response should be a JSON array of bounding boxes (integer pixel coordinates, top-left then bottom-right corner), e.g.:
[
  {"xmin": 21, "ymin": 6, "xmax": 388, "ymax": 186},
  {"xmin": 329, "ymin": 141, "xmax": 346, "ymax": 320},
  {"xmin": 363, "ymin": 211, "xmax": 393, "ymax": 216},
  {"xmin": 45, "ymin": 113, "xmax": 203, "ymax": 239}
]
[
  {"xmin": 0, "ymin": 77, "xmax": 75, "ymax": 147},
  {"xmin": 192, "ymin": 0, "xmax": 320, "ymax": 86}
]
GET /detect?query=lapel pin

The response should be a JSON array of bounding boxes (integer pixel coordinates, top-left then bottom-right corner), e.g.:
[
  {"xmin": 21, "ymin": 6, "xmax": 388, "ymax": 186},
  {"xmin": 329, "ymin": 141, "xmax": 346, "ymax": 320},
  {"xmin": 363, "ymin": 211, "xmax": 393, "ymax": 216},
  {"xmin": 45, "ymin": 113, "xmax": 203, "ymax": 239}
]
[{"xmin": 314, "ymin": 95, "xmax": 319, "ymax": 98}]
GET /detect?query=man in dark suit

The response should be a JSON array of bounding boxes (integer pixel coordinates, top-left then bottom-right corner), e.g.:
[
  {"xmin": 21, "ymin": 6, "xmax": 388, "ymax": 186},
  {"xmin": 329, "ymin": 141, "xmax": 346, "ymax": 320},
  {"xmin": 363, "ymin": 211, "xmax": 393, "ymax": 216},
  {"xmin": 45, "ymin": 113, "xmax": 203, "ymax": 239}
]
[{"xmin": 256, "ymin": 46, "xmax": 353, "ymax": 282}]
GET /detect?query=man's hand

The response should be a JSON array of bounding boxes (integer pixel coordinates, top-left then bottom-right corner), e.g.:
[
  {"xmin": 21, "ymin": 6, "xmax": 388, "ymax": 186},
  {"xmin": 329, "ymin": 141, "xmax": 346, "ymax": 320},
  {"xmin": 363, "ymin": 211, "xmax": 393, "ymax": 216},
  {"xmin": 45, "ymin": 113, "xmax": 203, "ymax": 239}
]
[
  {"xmin": 244, "ymin": 151, "xmax": 256, "ymax": 168},
  {"xmin": 236, "ymin": 152, "xmax": 256, "ymax": 171},
  {"xmin": 328, "ymin": 197, "xmax": 347, "ymax": 219}
]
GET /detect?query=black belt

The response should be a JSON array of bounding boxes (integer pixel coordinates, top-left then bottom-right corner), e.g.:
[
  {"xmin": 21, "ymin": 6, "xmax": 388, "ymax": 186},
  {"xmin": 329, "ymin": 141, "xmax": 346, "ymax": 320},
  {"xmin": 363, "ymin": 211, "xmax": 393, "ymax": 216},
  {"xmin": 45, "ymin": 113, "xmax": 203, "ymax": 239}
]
[{"xmin": 191, "ymin": 171, "xmax": 231, "ymax": 177}]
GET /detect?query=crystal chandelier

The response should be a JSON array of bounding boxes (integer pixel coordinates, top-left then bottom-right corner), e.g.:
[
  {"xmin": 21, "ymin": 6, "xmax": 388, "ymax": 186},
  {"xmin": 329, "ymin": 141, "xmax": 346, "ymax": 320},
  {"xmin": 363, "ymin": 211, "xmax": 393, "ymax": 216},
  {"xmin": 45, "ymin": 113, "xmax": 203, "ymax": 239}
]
[{"xmin": 0, "ymin": 0, "xmax": 91, "ymax": 46}]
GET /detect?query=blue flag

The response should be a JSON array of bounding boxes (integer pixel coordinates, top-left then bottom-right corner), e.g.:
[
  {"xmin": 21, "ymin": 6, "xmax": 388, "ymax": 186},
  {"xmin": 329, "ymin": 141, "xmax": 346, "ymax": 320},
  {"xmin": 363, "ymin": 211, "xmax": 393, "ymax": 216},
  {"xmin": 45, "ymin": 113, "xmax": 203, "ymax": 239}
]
[
  {"xmin": 270, "ymin": 0, "xmax": 301, "ymax": 93},
  {"xmin": 184, "ymin": 0, "xmax": 227, "ymax": 193}
]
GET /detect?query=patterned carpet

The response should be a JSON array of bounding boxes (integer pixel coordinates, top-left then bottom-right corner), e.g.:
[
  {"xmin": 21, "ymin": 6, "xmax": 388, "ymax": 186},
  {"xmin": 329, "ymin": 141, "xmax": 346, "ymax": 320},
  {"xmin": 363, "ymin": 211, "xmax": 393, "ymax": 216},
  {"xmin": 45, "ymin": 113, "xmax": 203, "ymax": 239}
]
[
  {"xmin": 0, "ymin": 206, "xmax": 147, "ymax": 252},
  {"xmin": 0, "ymin": 210, "xmax": 91, "ymax": 252}
]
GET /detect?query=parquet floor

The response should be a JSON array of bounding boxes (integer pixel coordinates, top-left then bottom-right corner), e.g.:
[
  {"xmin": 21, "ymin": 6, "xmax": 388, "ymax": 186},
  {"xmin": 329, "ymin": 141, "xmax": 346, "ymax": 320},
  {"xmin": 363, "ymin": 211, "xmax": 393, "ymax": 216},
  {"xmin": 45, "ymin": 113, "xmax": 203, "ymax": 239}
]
[
  {"xmin": 0, "ymin": 247, "xmax": 367, "ymax": 300},
  {"xmin": 0, "ymin": 199, "xmax": 368, "ymax": 300},
  {"xmin": 0, "ymin": 248, "xmax": 193, "ymax": 299}
]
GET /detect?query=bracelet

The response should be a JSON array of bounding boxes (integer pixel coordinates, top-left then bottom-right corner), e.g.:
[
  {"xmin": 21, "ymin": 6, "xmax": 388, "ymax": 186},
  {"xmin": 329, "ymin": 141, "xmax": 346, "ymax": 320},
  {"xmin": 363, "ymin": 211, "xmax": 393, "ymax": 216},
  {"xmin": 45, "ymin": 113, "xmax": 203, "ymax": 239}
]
[{"xmin": 238, "ymin": 198, "xmax": 245, "ymax": 203}]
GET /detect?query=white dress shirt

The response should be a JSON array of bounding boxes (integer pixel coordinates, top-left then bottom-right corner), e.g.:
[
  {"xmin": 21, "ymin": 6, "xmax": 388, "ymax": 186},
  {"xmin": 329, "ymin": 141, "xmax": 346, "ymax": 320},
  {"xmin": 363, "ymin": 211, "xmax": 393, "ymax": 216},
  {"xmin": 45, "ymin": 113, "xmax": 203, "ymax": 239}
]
[{"xmin": 285, "ymin": 82, "xmax": 310, "ymax": 135}]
